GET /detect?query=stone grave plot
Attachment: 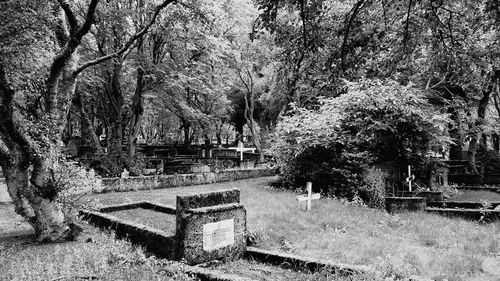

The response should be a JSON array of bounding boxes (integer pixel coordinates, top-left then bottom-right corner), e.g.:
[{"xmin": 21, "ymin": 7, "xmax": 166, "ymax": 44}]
[{"xmin": 81, "ymin": 188, "xmax": 374, "ymax": 280}]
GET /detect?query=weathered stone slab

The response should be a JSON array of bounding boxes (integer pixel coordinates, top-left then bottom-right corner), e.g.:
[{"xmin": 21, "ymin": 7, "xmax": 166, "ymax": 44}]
[
  {"xmin": 385, "ymin": 197, "xmax": 426, "ymax": 213},
  {"xmin": 243, "ymin": 247, "xmax": 373, "ymax": 276},
  {"xmin": 175, "ymin": 189, "xmax": 246, "ymax": 265},
  {"xmin": 176, "ymin": 189, "xmax": 240, "ymax": 211},
  {"xmin": 425, "ymin": 207, "xmax": 500, "ymax": 222}
]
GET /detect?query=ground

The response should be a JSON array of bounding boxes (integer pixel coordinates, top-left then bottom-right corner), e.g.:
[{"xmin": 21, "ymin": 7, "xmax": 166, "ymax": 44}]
[{"xmin": 1, "ymin": 176, "xmax": 500, "ymax": 280}]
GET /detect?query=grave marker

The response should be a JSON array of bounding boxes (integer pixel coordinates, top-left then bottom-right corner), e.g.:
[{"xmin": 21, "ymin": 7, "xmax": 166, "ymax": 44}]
[
  {"xmin": 406, "ymin": 165, "xmax": 415, "ymax": 192},
  {"xmin": 203, "ymin": 218, "xmax": 235, "ymax": 251},
  {"xmin": 176, "ymin": 188, "xmax": 247, "ymax": 264},
  {"xmin": 228, "ymin": 141, "xmax": 255, "ymax": 161},
  {"xmin": 296, "ymin": 182, "xmax": 320, "ymax": 211}
]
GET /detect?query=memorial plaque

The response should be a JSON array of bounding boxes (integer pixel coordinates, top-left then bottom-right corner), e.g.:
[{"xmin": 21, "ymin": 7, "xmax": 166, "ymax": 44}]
[{"xmin": 203, "ymin": 219, "xmax": 235, "ymax": 251}]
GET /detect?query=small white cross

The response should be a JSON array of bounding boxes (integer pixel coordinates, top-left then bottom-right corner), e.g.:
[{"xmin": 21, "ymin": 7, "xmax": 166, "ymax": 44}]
[
  {"xmin": 296, "ymin": 182, "xmax": 320, "ymax": 211},
  {"xmin": 229, "ymin": 142, "xmax": 255, "ymax": 161},
  {"xmin": 406, "ymin": 165, "xmax": 415, "ymax": 192}
]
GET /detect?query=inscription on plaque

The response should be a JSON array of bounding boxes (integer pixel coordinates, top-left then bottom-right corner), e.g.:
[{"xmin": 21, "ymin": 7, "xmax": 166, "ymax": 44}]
[{"xmin": 203, "ymin": 219, "xmax": 234, "ymax": 251}]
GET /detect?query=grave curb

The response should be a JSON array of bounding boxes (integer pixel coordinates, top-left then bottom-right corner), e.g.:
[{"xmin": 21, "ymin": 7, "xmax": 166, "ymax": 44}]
[
  {"xmin": 425, "ymin": 207, "xmax": 500, "ymax": 221},
  {"xmin": 243, "ymin": 246, "xmax": 374, "ymax": 276},
  {"xmin": 162, "ymin": 263, "xmax": 258, "ymax": 281}
]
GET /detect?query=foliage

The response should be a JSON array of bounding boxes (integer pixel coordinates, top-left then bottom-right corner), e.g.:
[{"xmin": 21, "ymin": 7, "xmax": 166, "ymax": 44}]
[
  {"xmin": 90, "ymin": 153, "xmax": 147, "ymax": 177},
  {"xmin": 359, "ymin": 167, "xmax": 387, "ymax": 209},
  {"xmin": 476, "ymin": 144, "xmax": 500, "ymax": 174},
  {"xmin": 273, "ymin": 79, "xmax": 451, "ymax": 200},
  {"xmin": 54, "ymin": 160, "xmax": 103, "ymax": 223}
]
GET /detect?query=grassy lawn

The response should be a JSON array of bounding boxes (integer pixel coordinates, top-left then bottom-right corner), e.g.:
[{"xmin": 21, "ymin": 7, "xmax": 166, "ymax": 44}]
[
  {"xmin": 86, "ymin": 176, "xmax": 500, "ymax": 280},
  {"xmin": 0, "ymin": 205, "xmax": 197, "ymax": 281},
  {"xmin": 2, "ymin": 176, "xmax": 500, "ymax": 280}
]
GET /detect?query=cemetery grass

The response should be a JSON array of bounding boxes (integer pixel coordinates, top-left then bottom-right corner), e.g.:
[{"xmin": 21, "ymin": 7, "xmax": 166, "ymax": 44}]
[
  {"xmin": 0, "ymin": 205, "xmax": 197, "ymax": 281},
  {"xmin": 2, "ymin": 177, "xmax": 499, "ymax": 281},
  {"xmin": 87, "ymin": 176, "xmax": 500, "ymax": 280}
]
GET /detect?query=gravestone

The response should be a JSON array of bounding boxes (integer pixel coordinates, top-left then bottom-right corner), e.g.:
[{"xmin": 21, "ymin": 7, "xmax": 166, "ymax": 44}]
[
  {"xmin": 296, "ymin": 182, "xmax": 320, "ymax": 211},
  {"xmin": 175, "ymin": 188, "xmax": 247, "ymax": 264}
]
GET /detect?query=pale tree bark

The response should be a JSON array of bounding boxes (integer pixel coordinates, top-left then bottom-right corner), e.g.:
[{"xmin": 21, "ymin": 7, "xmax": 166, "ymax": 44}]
[
  {"xmin": 0, "ymin": 0, "xmax": 178, "ymax": 242},
  {"xmin": 237, "ymin": 68, "xmax": 265, "ymax": 163}
]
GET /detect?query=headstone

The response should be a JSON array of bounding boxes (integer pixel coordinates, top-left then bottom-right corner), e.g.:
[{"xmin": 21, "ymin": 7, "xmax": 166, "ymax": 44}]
[
  {"xmin": 175, "ymin": 188, "xmax": 246, "ymax": 265},
  {"xmin": 296, "ymin": 182, "xmax": 320, "ymax": 211},
  {"xmin": 406, "ymin": 165, "xmax": 415, "ymax": 192},
  {"xmin": 121, "ymin": 168, "xmax": 129, "ymax": 178}
]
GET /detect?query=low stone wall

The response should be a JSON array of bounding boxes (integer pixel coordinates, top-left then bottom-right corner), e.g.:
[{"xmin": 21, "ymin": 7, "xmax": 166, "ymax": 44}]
[
  {"xmin": 101, "ymin": 168, "xmax": 278, "ymax": 193},
  {"xmin": 425, "ymin": 207, "xmax": 500, "ymax": 222},
  {"xmin": 385, "ymin": 197, "xmax": 427, "ymax": 213}
]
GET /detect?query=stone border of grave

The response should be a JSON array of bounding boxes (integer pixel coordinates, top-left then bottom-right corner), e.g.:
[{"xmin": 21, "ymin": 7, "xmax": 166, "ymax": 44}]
[
  {"xmin": 100, "ymin": 168, "xmax": 278, "ymax": 193},
  {"xmin": 385, "ymin": 197, "xmax": 427, "ymax": 213},
  {"xmin": 81, "ymin": 198, "xmax": 384, "ymax": 280},
  {"xmin": 425, "ymin": 207, "xmax": 500, "ymax": 222},
  {"xmin": 243, "ymin": 247, "xmax": 373, "ymax": 276}
]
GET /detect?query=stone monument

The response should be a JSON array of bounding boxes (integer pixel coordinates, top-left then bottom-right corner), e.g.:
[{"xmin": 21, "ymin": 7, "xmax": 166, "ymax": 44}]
[{"xmin": 175, "ymin": 188, "xmax": 247, "ymax": 264}]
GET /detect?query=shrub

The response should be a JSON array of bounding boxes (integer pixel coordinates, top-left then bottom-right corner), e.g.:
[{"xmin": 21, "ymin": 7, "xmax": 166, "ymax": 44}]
[
  {"xmin": 273, "ymin": 79, "xmax": 451, "ymax": 204},
  {"xmin": 359, "ymin": 167, "xmax": 387, "ymax": 209},
  {"xmin": 89, "ymin": 153, "xmax": 147, "ymax": 177},
  {"xmin": 54, "ymin": 160, "xmax": 103, "ymax": 221}
]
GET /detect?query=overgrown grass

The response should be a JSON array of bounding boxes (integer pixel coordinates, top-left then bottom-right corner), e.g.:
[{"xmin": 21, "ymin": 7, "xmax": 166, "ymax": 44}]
[
  {"xmin": 3, "ymin": 177, "xmax": 500, "ymax": 280},
  {"xmin": 0, "ymin": 209, "xmax": 196, "ymax": 281},
  {"xmin": 86, "ymin": 176, "xmax": 500, "ymax": 280}
]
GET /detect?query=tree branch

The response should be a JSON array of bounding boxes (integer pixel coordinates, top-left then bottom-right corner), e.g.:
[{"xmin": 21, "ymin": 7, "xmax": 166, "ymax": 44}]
[
  {"xmin": 340, "ymin": 0, "xmax": 366, "ymax": 72},
  {"xmin": 55, "ymin": 0, "xmax": 78, "ymax": 32},
  {"xmin": 75, "ymin": 0, "xmax": 99, "ymax": 40},
  {"xmin": 74, "ymin": 0, "xmax": 176, "ymax": 76}
]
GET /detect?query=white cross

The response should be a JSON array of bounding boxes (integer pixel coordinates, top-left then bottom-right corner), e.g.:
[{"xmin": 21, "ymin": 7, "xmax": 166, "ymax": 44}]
[
  {"xmin": 406, "ymin": 165, "xmax": 415, "ymax": 192},
  {"xmin": 228, "ymin": 142, "xmax": 255, "ymax": 161},
  {"xmin": 296, "ymin": 182, "xmax": 320, "ymax": 211}
]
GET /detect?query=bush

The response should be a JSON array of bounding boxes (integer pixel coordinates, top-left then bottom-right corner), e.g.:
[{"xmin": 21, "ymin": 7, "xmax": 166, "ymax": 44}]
[
  {"xmin": 476, "ymin": 144, "xmax": 500, "ymax": 174},
  {"xmin": 273, "ymin": 79, "xmax": 451, "ymax": 204},
  {"xmin": 359, "ymin": 167, "xmax": 387, "ymax": 209},
  {"xmin": 54, "ymin": 160, "xmax": 103, "ymax": 222},
  {"xmin": 89, "ymin": 153, "xmax": 147, "ymax": 177}
]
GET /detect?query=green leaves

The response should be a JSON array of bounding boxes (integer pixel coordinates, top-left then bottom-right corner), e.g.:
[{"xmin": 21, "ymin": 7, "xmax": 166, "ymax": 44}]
[{"xmin": 273, "ymin": 79, "xmax": 452, "ymax": 191}]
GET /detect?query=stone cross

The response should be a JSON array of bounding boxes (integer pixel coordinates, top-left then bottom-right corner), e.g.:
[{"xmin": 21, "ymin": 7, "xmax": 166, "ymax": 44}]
[
  {"xmin": 406, "ymin": 165, "xmax": 415, "ymax": 192},
  {"xmin": 296, "ymin": 182, "xmax": 320, "ymax": 211}
]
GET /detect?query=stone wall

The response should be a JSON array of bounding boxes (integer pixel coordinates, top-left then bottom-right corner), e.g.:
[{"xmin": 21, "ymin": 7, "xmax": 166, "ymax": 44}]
[{"xmin": 101, "ymin": 168, "xmax": 278, "ymax": 193}]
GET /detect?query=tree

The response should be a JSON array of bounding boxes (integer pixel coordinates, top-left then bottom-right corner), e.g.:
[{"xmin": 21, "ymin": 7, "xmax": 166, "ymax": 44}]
[{"xmin": 0, "ymin": 0, "xmax": 177, "ymax": 242}]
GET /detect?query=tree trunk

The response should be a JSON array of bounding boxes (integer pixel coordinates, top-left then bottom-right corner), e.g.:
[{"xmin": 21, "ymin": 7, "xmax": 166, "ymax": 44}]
[
  {"xmin": 128, "ymin": 67, "xmax": 145, "ymax": 160},
  {"xmin": 0, "ymin": 56, "xmax": 80, "ymax": 242},
  {"xmin": 493, "ymin": 133, "xmax": 500, "ymax": 154},
  {"xmin": 74, "ymin": 92, "xmax": 102, "ymax": 154},
  {"xmin": 244, "ymin": 89, "xmax": 265, "ymax": 163},
  {"xmin": 181, "ymin": 119, "xmax": 192, "ymax": 146},
  {"xmin": 467, "ymin": 89, "xmax": 491, "ymax": 173},
  {"xmin": 106, "ymin": 59, "xmax": 125, "ymax": 159}
]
